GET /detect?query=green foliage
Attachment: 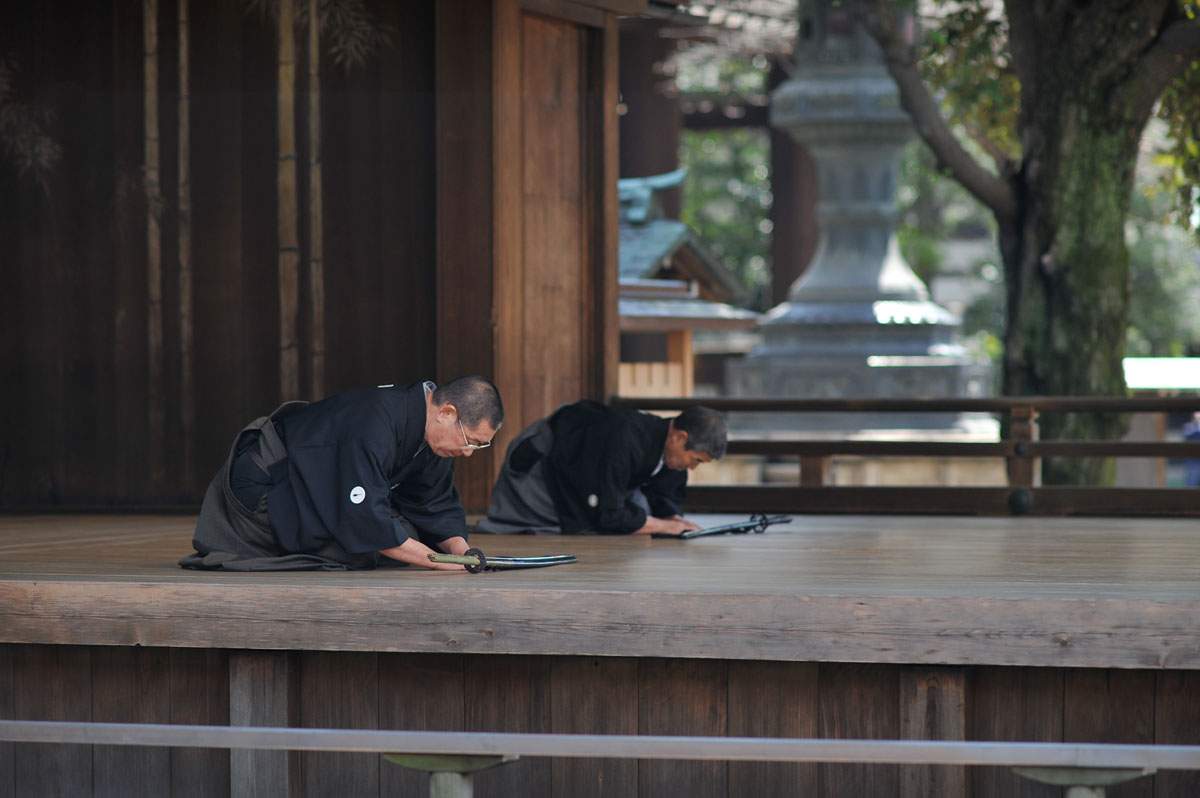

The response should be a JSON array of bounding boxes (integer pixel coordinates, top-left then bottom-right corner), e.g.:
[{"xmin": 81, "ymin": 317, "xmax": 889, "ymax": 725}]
[
  {"xmin": 1154, "ymin": 39, "xmax": 1200, "ymax": 243},
  {"xmin": 679, "ymin": 127, "xmax": 774, "ymax": 310},
  {"xmin": 917, "ymin": 1, "xmax": 1020, "ymax": 166}
]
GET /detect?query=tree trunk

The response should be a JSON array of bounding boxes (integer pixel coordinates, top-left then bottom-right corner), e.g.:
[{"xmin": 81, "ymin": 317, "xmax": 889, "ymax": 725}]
[
  {"xmin": 308, "ymin": 0, "xmax": 324, "ymax": 399},
  {"xmin": 1000, "ymin": 4, "xmax": 1157, "ymax": 484},
  {"xmin": 278, "ymin": 0, "xmax": 300, "ymax": 400}
]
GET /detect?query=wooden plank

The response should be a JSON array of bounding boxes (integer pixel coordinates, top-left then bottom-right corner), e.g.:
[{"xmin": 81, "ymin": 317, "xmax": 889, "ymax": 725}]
[
  {"xmin": 1063, "ymin": 669, "xmax": 1154, "ymax": 798},
  {"xmin": 522, "ymin": 0, "xmax": 606, "ymax": 27},
  {"xmin": 91, "ymin": 647, "xmax": 172, "ymax": 798},
  {"xmin": 521, "ymin": 11, "xmax": 586, "ymax": 418},
  {"xmin": 550, "ymin": 656, "xmax": 638, "ymax": 797},
  {"xmin": 13, "ymin": 644, "xmax": 92, "ymax": 797},
  {"xmin": 229, "ymin": 651, "xmax": 299, "ymax": 798},
  {"xmin": 728, "ymin": 661, "xmax": 818, "ymax": 798},
  {"xmin": 492, "ymin": 0, "xmax": 527, "ymax": 467},
  {"xmin": 436, "ymin": 0, "xmax": 501, "ymax": 511},
  {"xmin": 1154, "ymin": 671, "xmax": 1200, "ymax": 798},
  {"xmin": 379, "ymin": 654, "xmax": 465, "ymax": 798},
  {"xmin": 466, "ymin": 655, "xmax": 551, "ymax": 798},
  {"xmin": 900, "ymin": 667, "xmax": 966, "ymax": 798},
  {"xmin": 0, "ymin": 646, "xmax": 12, "ymax": 798},
  {"xmin": 587, "ymin": 11, "xmax": 621, "ymax": 402},
  {"xmin": 612, "ymin": 396, "xmax": 1200, "ymax": 414},
  {"xmin": 819, "ymin": 663, "xmax": 900, "ymax": 798},
  {"xmin": 639, "ymin": 658, "xmax": 728, "ymax": 798},
  {"xmin": 969, "ymin": 666, "xmax": 1063, "ymax": 798},
  {"xmin": 300, "ymin": 652, "xmax": 379, "ymax": 797},
  {"xmin": 170, "ymin": 649, "xmax": 230, "ymax": 798}
]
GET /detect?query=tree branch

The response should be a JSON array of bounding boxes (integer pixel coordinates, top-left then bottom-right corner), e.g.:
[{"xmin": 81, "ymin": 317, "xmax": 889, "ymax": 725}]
[
  {"xmin": 1130, "ymin": 16, "xmax": 1200, "ymax": 123},
  {"xmin": 850, "ymin": 0, "xmax": 1018, "ymax": 221}
]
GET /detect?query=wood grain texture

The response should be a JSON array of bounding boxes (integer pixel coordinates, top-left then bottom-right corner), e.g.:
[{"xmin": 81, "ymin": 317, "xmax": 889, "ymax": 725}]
[
  {"xmin": 2, "ymin": 514, "xmax": 1199, "ymax": 672},
  {"xmin": 1154, "ymin": 671, "xmax": 1200, "ymax": 798},
  {"xmin": 819, "ymin": 663, "xmax": 900, "ymax": 798},
  {"xmin": 551, "ymin": 657, "xmax": 638, "ymax": 797},
  {"xmin": 13, "ymin": 644, "xmax": 92, "ymax": 798},
  {"xmin": 466, "ymin": 655, "xmax": 552, "ymax": 798},
  {"xmin": 91, "ymin": 647, "xmax": 172, "ymax": 798},
  {"xmin": 0, "ymin": 645, "xmax": 12, "ymax": 798},
  {"xmin": 229, "ymin": 651, "xmax": 299, "ymax": 798},
  {"xmin": 300, "ymin": 652, "xmax": 379, "ymax": 797},
  {"xmin": 639, "ymin": 658, "xmax": 728, "ymax": 798},
  {"xmin": 900, "ymin": 667, "xmax": 966, "ymax": 798},
  {"xmin": 969, "ymin": 667, "xmax": 1063, "ymax": 798},
  {"xmin": 379, "ymin": 653, "xmax": 465, "ymax": 798},
  {"xmin": 728, "ymin": 660, "xmax": 818, "ymax": 798},
  {"xmin": 170, "ymin": 648, "xmax": 230, "ymax": 798},
  {"xmin": 1064, "ymin": 669, "xmax": 1154, "ymax": 798}
]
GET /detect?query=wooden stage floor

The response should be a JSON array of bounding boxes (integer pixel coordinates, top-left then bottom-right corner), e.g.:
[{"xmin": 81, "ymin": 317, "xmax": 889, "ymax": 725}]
[{"xmin": 1, "ymin": 512, "xmax": 1198, "ymax": 670}]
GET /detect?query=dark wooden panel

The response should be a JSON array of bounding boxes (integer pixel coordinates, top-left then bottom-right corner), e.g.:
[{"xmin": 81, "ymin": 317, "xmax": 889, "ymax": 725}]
[
  {"xmin": 373, "ymin": 0, "xmax": 437, "ymax": 390},
  {"xmin": 170, "ymin": 648, "xmax": 231, "ymax": 798},
  {"xmin": 818, "ymin": 663, "xmax": 900, "ymax": 798},
  {"xmin": 229, "ymin": 651, "xmax": 300, "ymax": 798},
  {"xmin": 466, "ymin": 655, "xmax": 552, "ymax": 798},
  {"xmin": 639, "ymin": 658, "xmax": 728, "ymax": 798},
  {"xmin": 728, "ymin": 660, "xmax": 818, "ymax": 798},
  {"xmin": 550, "ymin": 657, "xmax": 638, "ymax": 797},
  {"xmin": 435, "ymin": 0, "xmax": 501, "ymax": 512},
  {"xmin": 1154, "ymin": 671, "xmax": 1200, "ymax": 798},
  {"xmin": 379, "ymin": 653, "xmax": 466, "ymax": 798},
  {"xmin": 969, "ymin": 666, "xmax": 1063, "ymax": 798},
  {"xmin": 300, "ymin": 651, "xmax": 380, "ymax": 797},
  {"xmin": 900, "ymin": 667, "xmax": 966, "ymax": 798},
  {"xmin": 0, "ymin": 645, "xmax": 12, "ymax": 798},
  {"xmin": 190, "ymin": 0, "xmax": 251, "ymax": 482},
  {"xmin": 91, "ymin": 647, "xmax": 172, "ymax": 798},
  {"xmin": 13, "ymin": 644, "xmax": 92, "ymax": 797},
  {"xmin": 1064, "ymin": 669, "xmax": 1155, "ymax": 798}
]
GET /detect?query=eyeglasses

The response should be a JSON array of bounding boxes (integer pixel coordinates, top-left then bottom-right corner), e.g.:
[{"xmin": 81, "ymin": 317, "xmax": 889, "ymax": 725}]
[{"xmin": 458, "ymin": 419, "xmax": 492, "ymax": 451}]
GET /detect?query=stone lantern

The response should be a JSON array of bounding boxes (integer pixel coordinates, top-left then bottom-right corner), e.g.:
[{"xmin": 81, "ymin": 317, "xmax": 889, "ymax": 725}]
[{"xmin": 727, "ymin": 0, "xmax": 991, "ymax": 434}]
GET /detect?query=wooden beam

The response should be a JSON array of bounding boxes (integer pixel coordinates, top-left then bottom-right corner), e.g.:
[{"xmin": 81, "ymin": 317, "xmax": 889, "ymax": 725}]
[{"xmin": 229, "ymin": 651, "xmax": 299, "ymax": 797}]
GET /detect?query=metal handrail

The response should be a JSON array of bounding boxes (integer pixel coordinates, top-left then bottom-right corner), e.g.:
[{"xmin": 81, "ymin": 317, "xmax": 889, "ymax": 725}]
[{"xmin": 2, "ymin": 721, "xmax": 1199, "ymax": 770}]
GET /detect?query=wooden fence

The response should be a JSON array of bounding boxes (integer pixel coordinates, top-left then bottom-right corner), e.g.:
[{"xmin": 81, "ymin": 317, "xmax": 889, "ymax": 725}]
[{"xmin": 611, "ymin": 396, "xmax": 1200, "ymax": 516}]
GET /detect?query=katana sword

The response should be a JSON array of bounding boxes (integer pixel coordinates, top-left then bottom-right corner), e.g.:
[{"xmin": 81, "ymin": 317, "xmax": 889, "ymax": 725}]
[
  {"xmin": 652, "ymin": 512, "xmax": 792, "ymax": 539},
  {"xmin": 428, "ymin": 547, "xmax": 578, "ymax": 574}
]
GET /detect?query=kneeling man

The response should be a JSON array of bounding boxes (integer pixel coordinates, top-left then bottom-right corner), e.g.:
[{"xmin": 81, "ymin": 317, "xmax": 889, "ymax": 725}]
[
  {"xmin": 475, "ymin": 401, "xmax": 725, "ymax": 536},
  {"xmin": 181, "ymin": 376, "xmax": 502, "ymax": 571}
]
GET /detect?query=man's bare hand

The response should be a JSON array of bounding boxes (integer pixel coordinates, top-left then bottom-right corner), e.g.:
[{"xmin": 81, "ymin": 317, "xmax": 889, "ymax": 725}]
[
  {"xmin": 379, "ymin": 537, "xmax": 467, "ymax": 570},
  {"xmin": 633, "ymin": 515, "xmax": 696, "ymax": 536}
]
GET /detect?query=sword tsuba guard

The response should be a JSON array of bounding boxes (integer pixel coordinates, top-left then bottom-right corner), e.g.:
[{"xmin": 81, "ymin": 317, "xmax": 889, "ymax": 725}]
[{"xmin": 463, "ymin": 547, "xmax": 487, "ymax": 574}]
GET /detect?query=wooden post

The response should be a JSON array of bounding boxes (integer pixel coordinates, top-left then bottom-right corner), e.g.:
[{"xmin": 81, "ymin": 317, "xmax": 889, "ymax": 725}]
[
  {"xmin": 178, "ymin": 0, "xmax": 195, "ymax": 493},
  {"xmin": 229, "ymin": 651, "xmax": 299, "ymax": 798},
  {"xmin": 144, "ymin": 0, "xmax": 165, "ymax": 491},
  {"xmin": 799, "ymin": 456, "xmax": 828, "ymax": 486},
  {"xmin": 277, "ymin": 0, "xmax": 300, "ymax": 401},
  {"xmin": 1007, "ymin": 406, "xmax": 1039, "ymax": 488},
  {"xmin": 307, "ymin": 0, "xmax": 325, "ymax": 400},
  {"xmin": 900, "ymin": 667, "xmax": 966, "ymax": 798}
]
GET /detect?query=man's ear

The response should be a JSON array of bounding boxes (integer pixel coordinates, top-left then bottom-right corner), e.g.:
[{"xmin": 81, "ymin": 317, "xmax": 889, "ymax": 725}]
[{"xmin": 437, "ymin": 403, "xmax": 458, "ymax": 422}]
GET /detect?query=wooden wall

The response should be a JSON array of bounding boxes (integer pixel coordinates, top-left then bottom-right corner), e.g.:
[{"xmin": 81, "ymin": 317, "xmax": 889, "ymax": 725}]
[
  {"xmin": 3, "ymin": 645, "xmax": 1199, "ymax": 798},
  {"xmin": 0, "ymin": 0, "xmax": 624, "ymax": 512}
]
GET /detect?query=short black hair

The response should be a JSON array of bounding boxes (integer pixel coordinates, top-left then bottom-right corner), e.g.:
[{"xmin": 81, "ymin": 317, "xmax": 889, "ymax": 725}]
[
  {"xmin": 674, "ymin": 406, "xmax": 726, "ymax": 459},
  {"xmin": 433, "ymin": 376, "xmax": 504, "ymax": 430}
]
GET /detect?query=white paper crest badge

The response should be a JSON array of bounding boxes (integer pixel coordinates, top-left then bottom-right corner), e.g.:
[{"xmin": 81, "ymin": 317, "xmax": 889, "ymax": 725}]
[
  {"xmin": 587, "ymin": 493, "xmax": 599, "ymax": 507},
  {"xmin": 349, "ymin": 486, "xmax": 366, "ymax": 504}
]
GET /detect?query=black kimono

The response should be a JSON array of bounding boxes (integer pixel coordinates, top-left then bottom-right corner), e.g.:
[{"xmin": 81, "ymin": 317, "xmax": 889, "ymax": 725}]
[
  {"xmin": 181, "ymin": 381, "xmax": 466, "ymax": 570},
  {"xmin": 476, "ymin": 400, "xmax": 687, "ymax": 534}
]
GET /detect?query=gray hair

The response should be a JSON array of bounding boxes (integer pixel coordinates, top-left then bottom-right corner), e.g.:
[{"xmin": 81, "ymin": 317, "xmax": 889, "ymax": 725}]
[
  {"xmin": 433, "ymin": 376, "xmax": 504, "ymax": 429},
  {"xmin": 675, "ymin": 406, "xmax": 726, "ymax": 459}
]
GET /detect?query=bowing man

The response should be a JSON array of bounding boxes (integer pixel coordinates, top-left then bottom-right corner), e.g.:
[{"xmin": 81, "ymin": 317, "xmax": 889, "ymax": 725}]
[
  {"xmin": 181, "ymin": 376, "xmax": 502, "ymax": 571},
  {"xmin": 475, "ymin": 401, "xmax": 726, "ymax": 537}
]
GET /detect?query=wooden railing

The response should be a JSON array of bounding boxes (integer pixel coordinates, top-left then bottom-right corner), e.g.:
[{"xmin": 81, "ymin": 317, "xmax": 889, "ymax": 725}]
[
  {"xmin": 3, "ymin": 720, "xmax": 1200, "ymax": 797},
  {"xmin": 611, "ymin": 396, "xmax": 1200, "ymax": 517}
]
